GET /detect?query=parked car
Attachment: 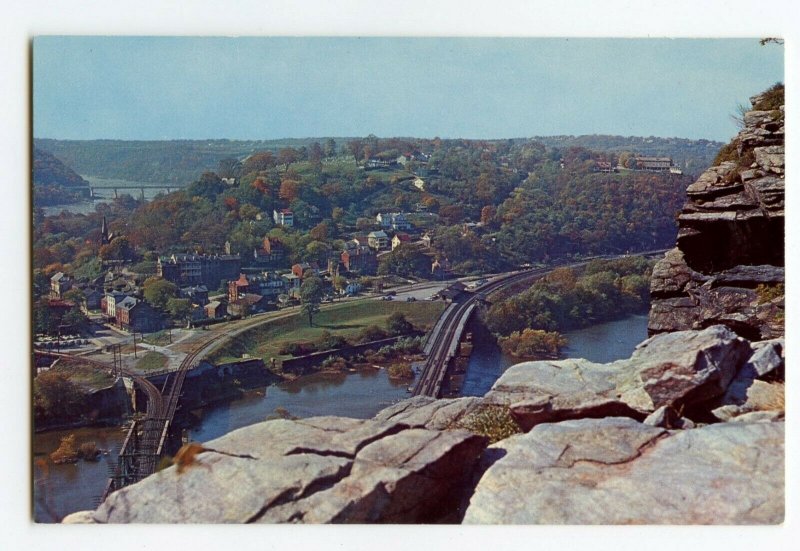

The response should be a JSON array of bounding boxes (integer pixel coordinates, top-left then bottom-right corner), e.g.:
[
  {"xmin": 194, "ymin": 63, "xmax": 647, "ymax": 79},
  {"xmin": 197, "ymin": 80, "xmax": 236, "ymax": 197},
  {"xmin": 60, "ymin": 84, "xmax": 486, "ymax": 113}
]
[{"xmin": 406, "ymin": 296, "xmax": 416, "ymax": 302}]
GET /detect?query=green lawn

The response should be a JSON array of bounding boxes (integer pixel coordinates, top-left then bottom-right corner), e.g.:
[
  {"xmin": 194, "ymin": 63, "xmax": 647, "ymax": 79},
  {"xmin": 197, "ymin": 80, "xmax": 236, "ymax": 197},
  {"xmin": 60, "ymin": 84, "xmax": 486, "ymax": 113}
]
[
  {"xmin": 135, "ymin": 351, "xmax": 168, "ymax": 372},
  {"xmin": 209, "ymin": 300, "xmax": 445, "ymax": 365}
]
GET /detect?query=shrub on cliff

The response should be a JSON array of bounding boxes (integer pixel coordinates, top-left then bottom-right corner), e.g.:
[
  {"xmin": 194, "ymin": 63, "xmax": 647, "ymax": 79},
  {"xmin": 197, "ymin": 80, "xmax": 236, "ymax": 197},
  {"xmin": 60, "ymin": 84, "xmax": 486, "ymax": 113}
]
[
  {"xmin": 498, "ymin": 329, "xmax": 567, "ymax": 359},
  {"xmin": 457, "ymin": 405, "xmax": 521, "ymax": 444}
]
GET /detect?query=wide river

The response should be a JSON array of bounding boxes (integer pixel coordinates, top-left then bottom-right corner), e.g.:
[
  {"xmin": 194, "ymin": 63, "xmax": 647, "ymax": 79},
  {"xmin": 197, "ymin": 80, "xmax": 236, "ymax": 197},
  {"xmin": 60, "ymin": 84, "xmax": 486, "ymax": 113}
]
[{"xmin": 32, "ymin": 313, "xmax": 649, "ymax": 522}]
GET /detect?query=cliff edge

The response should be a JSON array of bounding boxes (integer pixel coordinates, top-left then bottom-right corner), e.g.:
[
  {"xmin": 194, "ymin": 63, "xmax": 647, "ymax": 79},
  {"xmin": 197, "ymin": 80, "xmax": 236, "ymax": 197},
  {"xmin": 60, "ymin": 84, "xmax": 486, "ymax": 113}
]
[{"xmin": 648, "ymin": 85, "xmax": 785, "ymax": 339}]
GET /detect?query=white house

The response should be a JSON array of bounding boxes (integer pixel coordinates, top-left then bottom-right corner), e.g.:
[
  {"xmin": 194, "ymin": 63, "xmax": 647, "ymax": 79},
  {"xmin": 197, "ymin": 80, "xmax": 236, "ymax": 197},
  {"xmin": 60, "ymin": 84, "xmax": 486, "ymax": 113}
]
[
  {"xmin": 367, "ymin": 230, "xmax": 389, "ymax": 250},
  {"xmin": 273, "ymin": 209, "xmax": 294, "ymax": 227}
]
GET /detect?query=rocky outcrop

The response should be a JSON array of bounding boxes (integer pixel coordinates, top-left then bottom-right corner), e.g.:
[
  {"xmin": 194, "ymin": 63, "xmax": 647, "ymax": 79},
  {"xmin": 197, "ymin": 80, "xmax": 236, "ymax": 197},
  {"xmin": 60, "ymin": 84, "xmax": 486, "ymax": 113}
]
[
  {"xmin": 67, "ymin": 411, "xmax": 486, "ymax": 524},
  {"xmin": 63, "ymin": 324, "xmax": 785, "ymax": 525},
  {"xmin": 649, "ymin": 87, "xmax": 784, "ymax": 340},
  {"xmin": 463, "ymin": 417, "xmax": 784, "ymax": 524},
  {"xmin": 484, "ymin": 325, "xmax": 751, "ymax": 430}
]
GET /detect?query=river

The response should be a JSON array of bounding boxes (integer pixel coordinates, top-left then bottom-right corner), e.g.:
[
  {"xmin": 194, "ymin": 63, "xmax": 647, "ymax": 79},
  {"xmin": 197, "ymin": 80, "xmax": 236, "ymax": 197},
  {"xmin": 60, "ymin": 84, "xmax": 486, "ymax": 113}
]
[
  {"xmin": 460, "ymin": 313, "xmax": 650, "ymax": 396},
  {"xmin": 39, "ymin": 176, "xmax": 178, "ymax": 216},
  {"xmin": 32, "ymin": 313, "xmax": 649, "ymax": 522}
]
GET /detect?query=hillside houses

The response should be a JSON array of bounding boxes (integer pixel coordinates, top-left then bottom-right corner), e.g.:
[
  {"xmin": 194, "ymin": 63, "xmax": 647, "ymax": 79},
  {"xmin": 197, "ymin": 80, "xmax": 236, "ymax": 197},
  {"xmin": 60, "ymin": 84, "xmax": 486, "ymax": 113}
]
[{"xmin": 376, "ymin": 212, "xmax": 412, "ymax": 231}]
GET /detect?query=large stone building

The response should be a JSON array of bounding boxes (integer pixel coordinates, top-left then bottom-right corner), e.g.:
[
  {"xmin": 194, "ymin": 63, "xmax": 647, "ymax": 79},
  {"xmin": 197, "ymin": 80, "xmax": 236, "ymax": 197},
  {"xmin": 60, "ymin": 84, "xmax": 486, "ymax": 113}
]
[{"xmin": 157, "ymin": 253, "xmax": 241, "ymax": 290}]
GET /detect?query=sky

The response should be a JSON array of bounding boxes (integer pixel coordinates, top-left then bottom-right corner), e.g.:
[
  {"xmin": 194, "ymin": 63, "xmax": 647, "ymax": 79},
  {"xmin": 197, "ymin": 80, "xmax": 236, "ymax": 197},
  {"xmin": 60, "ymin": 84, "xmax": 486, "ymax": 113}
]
[{"xmin": 33, "ymin": 37, "xmax": 783, "ymax": 142}]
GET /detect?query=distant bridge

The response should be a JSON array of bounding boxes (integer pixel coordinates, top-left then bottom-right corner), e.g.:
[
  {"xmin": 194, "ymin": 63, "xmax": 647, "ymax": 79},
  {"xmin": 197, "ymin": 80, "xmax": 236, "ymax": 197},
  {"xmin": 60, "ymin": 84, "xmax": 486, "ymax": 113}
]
[{"xmin": 89, "ymin": 184, "xmax": 178, "ymax": 200}]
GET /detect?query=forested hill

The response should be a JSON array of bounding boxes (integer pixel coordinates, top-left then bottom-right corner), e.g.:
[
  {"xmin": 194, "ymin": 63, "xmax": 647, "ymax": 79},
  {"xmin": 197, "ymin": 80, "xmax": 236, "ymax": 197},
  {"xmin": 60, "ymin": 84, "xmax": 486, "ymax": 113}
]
[
  {"xmin": 32, "ymin": 147, "xmax": 91, "ymax": 206},
  {"xmin": 33, "ymin": 147, "xmax": 90, "ymax": 188},
  {"xmin": 33, "ymin": 138, "xmax": 347, "ymax": 185},
  {"xmin": 531, "ymin": 135, "xmax": 724, "ymax": 175},
  {"xmin": 34, "ymin": 134, "xmax": 721, "ymax": 185}
]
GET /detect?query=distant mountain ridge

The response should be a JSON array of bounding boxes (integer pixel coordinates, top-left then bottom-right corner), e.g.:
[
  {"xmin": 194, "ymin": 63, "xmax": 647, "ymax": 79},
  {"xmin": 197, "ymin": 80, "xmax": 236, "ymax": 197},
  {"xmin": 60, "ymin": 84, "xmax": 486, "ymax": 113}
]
[{"xmin": 34, "ymin": 134, "xmax": 723, "ymax": 186}]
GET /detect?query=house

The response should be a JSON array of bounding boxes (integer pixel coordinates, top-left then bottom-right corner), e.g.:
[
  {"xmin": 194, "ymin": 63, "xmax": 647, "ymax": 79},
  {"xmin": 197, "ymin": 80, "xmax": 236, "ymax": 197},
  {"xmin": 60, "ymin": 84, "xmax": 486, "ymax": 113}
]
[
  {"xmin": 281, "ymin": 273, "xmax": 302, "ymax": 296},
  {"xmin": 273, "ymin": 209, "xmax": 294, "ymax": 227},
  {"xmin": 205, "ymin": 300, "xmax": 227, "ymax": 319},
  {"xmin": 345, "ymin": 282, "xmax": 362, "ymax": 296},
  {"xmin": 102, "ymin": 291, "xmax": 129, "ymax": 320},
  {"xmin": 367, "ymin": 230, "xmax": 389, "ymax": 250},
  {"xmin": 341, "ymin": 245, "xmax": 377, "ymax": 275},
  {"xmin": 421, "ymin": 233, "xmax": 433, "ymax": 248},
  {"xmin": 227, "ymin": 293, "xmax": 268, "ymax": 317},
  {"xmin": 366, "ymin": 158, "xmax": 393, "ymax": 169},
  {"xmin": 50, "ymin": 272, "xmax": 72, "ymax": 298},
  {"xmin": 228, "ymin": 273, "xmax": 250, "ymax": 302},
  {"xmin": 593, "ymin": 161, "xmax": 615, "ymax": 173},
  {"xmin": 633, "ymin": 156, "xmax": 673, "ymax": 172},
  {"xmin": 252, "ymin": 237, "xmax": 286, "ymax": 265},
  {"xmin": 221, "ymin": 177, "xmax": 237, "ymax": 186},
  {"xmin": 412, "ymin": 177, "xmax": 425, "ymax": 191},
  {"xmin": 376, "ymin": 212, "xmax": 412, "ymax": 231},
  {"xmin": 180, "ymin": 285, "xmax": 209, "ymax": 306},
  {"xmin": 391, "ymin": 233, "xmax": 412, "ymax": 250},
  {"xmin": 229, "ymin": 271, "xmax": 285, "ymax": 301},
  {"xmin": 115, "ymin": 297, "xmax": 163, "ymax": 333},
  {"xmin": 292, "ymin": 262, "xmax": 320, "ymax": 279},
  {"xmin": 81, "ymin": 288, "xmax": 103, "ymax": 313}
]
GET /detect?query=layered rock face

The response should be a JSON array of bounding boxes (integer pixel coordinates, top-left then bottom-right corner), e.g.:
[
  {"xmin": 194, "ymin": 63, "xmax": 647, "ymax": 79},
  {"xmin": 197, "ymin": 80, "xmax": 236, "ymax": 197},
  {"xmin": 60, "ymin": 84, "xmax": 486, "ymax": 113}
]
[{"xmin": 649, "ymin": 87, "xmax": 785, "ymax": 339}]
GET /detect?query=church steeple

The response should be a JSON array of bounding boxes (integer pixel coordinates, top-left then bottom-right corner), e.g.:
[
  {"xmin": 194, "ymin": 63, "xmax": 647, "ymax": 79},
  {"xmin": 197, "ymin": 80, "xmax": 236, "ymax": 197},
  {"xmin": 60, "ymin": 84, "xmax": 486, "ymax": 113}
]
[{"xmin": 101, "ymin": 216, "xmax": 110, "ymax": 245}]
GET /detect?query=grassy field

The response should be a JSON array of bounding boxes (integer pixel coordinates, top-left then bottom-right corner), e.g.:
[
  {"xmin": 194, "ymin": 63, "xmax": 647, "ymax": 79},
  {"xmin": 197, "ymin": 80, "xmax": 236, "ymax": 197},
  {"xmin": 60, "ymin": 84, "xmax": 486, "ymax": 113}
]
[
  {"xmin": 135, "ymin": 351, "xmax": 168, "ymax": 372},
  {"xmin": 209, "ymin": 300, "xmax": 445, "ymax": 365},
  {"xmin": 52, "ymin": 363, "xmax": 115, "ymax": 389}
]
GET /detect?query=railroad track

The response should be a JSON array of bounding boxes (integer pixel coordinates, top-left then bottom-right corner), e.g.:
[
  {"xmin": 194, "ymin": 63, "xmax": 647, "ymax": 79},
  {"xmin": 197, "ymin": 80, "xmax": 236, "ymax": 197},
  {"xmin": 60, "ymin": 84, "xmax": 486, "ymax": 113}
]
[{"xmin": 410, "ymin": 250, "xmax": 670, "ymax": 398}]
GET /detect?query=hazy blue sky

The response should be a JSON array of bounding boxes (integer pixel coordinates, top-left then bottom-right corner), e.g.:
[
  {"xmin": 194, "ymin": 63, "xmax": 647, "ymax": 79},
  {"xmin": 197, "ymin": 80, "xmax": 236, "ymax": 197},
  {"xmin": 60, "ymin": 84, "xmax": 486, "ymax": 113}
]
[{"xmin": 33, "ymin": 37, "xmax": 783, "ymax": 142}]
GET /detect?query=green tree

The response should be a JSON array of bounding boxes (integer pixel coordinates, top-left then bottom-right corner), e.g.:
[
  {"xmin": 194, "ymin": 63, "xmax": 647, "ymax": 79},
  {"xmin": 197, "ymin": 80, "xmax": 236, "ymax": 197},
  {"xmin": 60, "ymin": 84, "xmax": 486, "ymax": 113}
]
[
  {"xmin": 387, "ymin": 312, "xmax": 413, "ymax": 336},
  {"xmin": 98, "ymin": 236, "xmax": 135, "ymax": 262},
  {"xmin": 34, "ymin": 371, "xmax": 85, "ymax": 422},
  {"xmin": 166, "ymin": 297, "xmax": 191, "ymax": 321},
  {"xmin": 324, "ymin": 138, "xmax": 337, "ymax": 158},
  {"xmin": 143, "ymin": 277, "xmax": 177, "ymax": 310},
  {"xmin": 299, "ymin": 276, "xmax": 324, "ymax": 326}
]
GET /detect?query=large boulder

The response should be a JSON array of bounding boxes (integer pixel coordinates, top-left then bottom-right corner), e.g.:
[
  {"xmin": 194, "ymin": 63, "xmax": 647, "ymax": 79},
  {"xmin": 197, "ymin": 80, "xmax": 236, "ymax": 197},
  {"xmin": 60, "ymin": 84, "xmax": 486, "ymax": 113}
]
[
  {"xmin": 464, "ymin": 417, "xmax": 784, "ymax": 524},
  {"xmin": 485, "ymin": 326, "xmax": 750, "ymax": 431},
  {"xmin": 77, "ymin": 415, "xmax": 487, "ymax": 524}
]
